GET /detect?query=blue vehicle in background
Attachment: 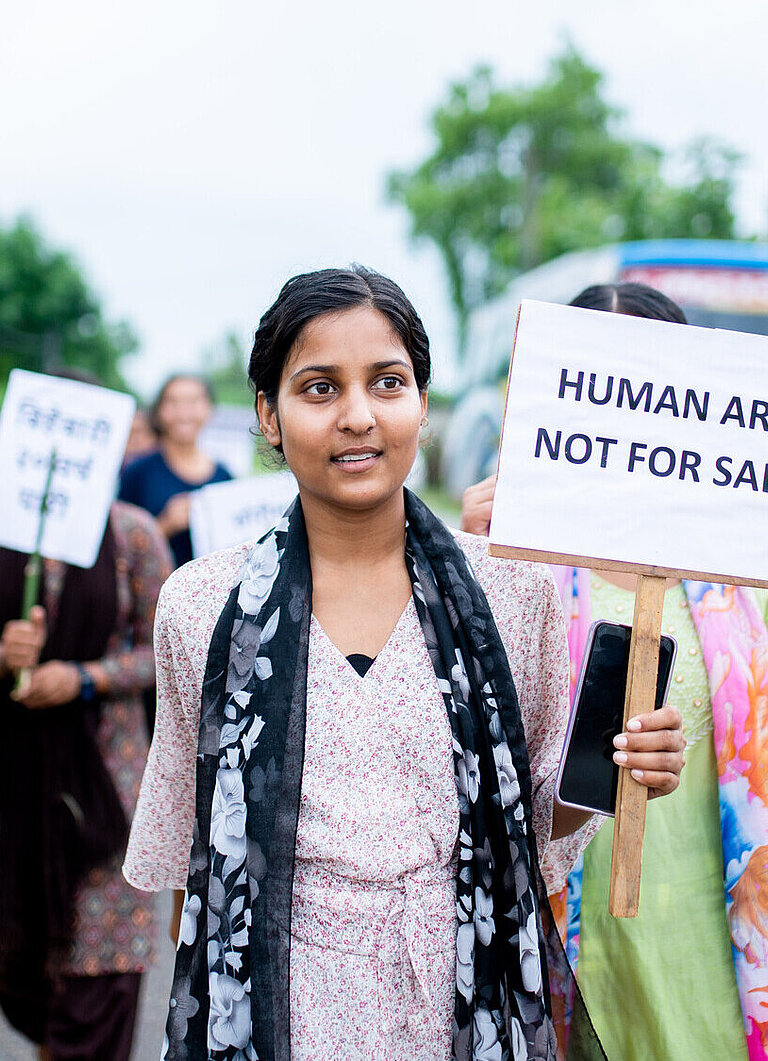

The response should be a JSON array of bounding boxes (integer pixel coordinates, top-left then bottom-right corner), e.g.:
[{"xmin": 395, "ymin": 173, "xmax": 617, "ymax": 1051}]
[{"xmin": 441, "ymin": 239, "xmax": 768, "ymax": 498}]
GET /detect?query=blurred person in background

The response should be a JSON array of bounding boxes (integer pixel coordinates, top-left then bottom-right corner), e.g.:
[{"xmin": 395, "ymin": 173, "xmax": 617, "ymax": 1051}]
[
  {"xmin": 0, "ymin": 406, "xmax": 174, "ymax": 1060},
  {"xmin": 119, "ymin": 374, "xmax": 232, "ymax": 567},
  {"xmin": 121, "ymin": 406, "xmax": 158, "ymax": 470},
  {"xmin": 460, "ymin": 282, "xmax": 768, "ymax": 1061}
]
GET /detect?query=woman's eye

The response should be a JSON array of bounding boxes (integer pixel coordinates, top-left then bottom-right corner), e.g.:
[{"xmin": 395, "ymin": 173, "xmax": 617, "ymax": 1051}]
[
  {"xmin": 305, "ymin": 382, "xmax": 334, "ymax": 396},
  {"xmin": 374, "ymin": 376, "xmax": 404, "ymax": 391}
]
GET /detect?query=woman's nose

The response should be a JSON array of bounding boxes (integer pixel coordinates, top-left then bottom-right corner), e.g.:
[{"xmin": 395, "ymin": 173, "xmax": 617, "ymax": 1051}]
[{"xmin": 337, "ymin": 388, "xmax": 376, "ymax": 433}]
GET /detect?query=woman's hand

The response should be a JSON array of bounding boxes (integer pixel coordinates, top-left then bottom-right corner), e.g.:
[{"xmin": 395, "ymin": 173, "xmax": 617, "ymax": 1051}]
[
  {"xmin": 1, "ymin": 605, "xmax": 47, "ymax": 672},
  {"xmin": 13, "ymin": 660, "xmax": 83, "ymax": 709},
  {"xmin": 554, "ymin": 705, "xmax": 686, "ymax": 838},
  {"xmin": 613, "ymin": 704, "xmax": 686, "ymax": 798},
  {"xmin": 460, "ymin": 474, "xmax": 496, "ymax": 536},
  {"xmin": 157, "ymin": 493, "xmax": 191, "ymax": 537}
]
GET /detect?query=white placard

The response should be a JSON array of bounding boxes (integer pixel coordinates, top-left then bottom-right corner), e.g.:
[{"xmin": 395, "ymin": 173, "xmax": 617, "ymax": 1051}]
[
  {"xmin": 489, "ymin": 300, "xmax": 768, "ymax": 586},
  {"xmin": 0, "ymin": 370, "xmax": 135, "ymax": 568},
  {"xmin": 199, "ymin": 404, "xmax": 256, "ymax": 479},
  {"xmin": 190, "ymin": 472, "xmax": 298, "ymax": 557}
]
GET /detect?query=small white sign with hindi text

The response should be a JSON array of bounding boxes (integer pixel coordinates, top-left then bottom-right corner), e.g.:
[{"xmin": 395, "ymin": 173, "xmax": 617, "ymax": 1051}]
[
  {"xmin": 190, "ymin": 472, "xmax": 298, "ymax": 557},
  {"xmin": 489, "ymin": 300, "xmax": 768, "ymax": 586},
  {"xmin": 0, "ymin": 370, "xmax": 135, "ymax": 568}
]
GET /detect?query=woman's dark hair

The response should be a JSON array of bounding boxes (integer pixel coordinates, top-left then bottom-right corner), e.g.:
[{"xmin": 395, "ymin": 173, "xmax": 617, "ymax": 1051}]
[
  {"xmin": 150, "ymin": 374, "xmax": 215, "ymax": 435},
  {"xmin": 249, "ymin": 266, "xmax": 431, "ymax": 405},
  {"xmin": 569, "ymin": 281, "xmax": 688, "ymax": 324}
]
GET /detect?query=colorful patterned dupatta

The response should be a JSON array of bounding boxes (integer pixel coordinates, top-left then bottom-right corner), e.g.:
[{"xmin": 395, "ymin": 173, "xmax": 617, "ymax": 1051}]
[{"xmin": 551, "ymin": 568, "xmax": 768, "ymax": 1059}]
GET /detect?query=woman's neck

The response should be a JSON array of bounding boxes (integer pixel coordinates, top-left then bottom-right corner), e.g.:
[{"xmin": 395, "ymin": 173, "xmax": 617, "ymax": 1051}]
[
  {"xmin": 303, "ymin": 489, "xmax": 412, "ymax": 658},
  {"xmin": 161, "ymin": 439, "xmax": 213, "ymax": 479},
  {"xmin": 302, "ymin": 489, "xmax": 407, "ymax": 573}
]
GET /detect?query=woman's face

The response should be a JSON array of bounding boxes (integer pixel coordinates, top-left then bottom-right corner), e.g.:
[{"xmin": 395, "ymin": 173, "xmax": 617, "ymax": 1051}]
[
  {"xmin": 156, "ymin": 377, "xmax": 212, "ymax": 445},
  {"xmin": 258, "ymin": 306, "xmax": 427, "ymax": 514}
]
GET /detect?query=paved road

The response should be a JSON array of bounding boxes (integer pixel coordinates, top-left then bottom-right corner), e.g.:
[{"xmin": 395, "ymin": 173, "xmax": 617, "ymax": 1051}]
[{"xmin": 0, "ymin": 891, "xmax": 176, "ymax": 1061}]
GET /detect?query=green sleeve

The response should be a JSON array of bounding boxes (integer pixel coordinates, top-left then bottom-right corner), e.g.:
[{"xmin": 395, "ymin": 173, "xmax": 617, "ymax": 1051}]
[{"xmin": 752, "ymin": 586, "xmax": 768, "ymax": 626}]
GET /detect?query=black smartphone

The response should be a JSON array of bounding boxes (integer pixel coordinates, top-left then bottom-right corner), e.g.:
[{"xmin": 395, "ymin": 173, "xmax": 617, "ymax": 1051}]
[{"xmin": 556, "ymin": 620, "xmax": 678, "ymax": 816}]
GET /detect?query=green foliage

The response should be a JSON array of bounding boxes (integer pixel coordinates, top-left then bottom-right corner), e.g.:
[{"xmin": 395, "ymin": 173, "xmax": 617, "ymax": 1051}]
[
  {"xmin": 205, "ymin": 330, "xmax": 252, "ymax": 407},
  {"xmin": 388, "ymin": 48, "xmax": 742, "ymax": 356},
  {"xmin": 0, "ymin": 216, "xmax": 136, "ymax": 389}
]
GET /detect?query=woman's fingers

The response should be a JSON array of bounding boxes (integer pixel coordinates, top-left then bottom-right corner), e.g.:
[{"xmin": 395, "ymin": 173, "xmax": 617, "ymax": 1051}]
[
  {"xmin": 2, "ymin": 606, "xmax": 48, "ymax": 670},
  {"xmin": 15, "ymin": 660, "xmax": 81, "ymax": 709},
  {"xmin": 612, "ymin": 703, "xmax": 685, "ymax": 798},
  {"xmin": 613, "ymin": 728, "xmax": 686, "ymax": 753},
  {"xmin": 613, "ymin": 749, "xmax": 684, "ymax": 772},
  {"xmin": 460, "ymin": 474, "xmax": 497, "ymax": 536},
  {"xmin": 625, "ymin": 704, "xmax": 682, "ymax": 733},
  {"xmin": 629, "ymin": 770, "xmax": 682, "ymax": 798}
]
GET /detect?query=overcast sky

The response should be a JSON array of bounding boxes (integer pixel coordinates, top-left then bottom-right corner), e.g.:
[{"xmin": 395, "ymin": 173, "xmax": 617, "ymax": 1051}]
[{"xmin": 3, "ymin": 0, "xmax": 767, "ymax": 396}]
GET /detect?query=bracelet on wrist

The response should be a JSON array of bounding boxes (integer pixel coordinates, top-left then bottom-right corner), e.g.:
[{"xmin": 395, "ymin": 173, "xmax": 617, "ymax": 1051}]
[{"xmin": 75, "ymin": 663, "xmax": 97, "ymax": 703}]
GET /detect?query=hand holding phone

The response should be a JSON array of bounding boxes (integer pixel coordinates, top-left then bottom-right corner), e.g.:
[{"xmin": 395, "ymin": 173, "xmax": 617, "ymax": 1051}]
[{"xmin": 556, "ymin": 621, "xmax": 679, "ymax": 816}]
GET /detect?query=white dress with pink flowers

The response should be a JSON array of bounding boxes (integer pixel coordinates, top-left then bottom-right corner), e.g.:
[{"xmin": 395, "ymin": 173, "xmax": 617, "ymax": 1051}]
[{"xmin": 124, "ymin": 530, "xmax": 597, "ymax": 1060}]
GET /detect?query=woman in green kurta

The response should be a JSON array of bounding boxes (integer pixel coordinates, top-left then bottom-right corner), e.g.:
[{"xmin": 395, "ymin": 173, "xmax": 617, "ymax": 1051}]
[
  {"xmin": 578, "ymin": 576, "xmax": 768, "ymax": 1061},
  {"xmin": 460, "ymin": 281, "xmax": 768, "ymax": 1060}
]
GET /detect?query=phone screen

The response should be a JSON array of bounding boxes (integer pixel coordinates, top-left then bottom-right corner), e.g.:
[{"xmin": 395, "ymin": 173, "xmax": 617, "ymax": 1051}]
[{"xmin": 557, "ymin": 623, "xmax": 676, "ymax": 815}]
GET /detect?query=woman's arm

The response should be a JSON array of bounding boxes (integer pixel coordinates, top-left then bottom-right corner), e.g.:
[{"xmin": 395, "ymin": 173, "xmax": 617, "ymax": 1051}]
[
  {"xmin": 17, "ymin": 507, "xmax": 174, "ymax": 710},
  {"xmin": 460, "ymin": 533, "xmax": 684, "ymax": 890},
  {"xmin": 123, "ymin": 574, "xmax": 203, "ymax": 891},
  {"xmin": 460, "ymin": 479, "xmax": 685, "ymax": 819},
  {"xmin": 97, "ymin": 504, "xmax": 174, "ymax": 697}
]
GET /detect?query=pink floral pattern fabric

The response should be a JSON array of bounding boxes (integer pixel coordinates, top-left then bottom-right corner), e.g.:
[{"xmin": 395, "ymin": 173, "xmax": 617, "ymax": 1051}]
[{"xmin": 125, "ymin": 530, "xmax": 599, "ymax": 1055}]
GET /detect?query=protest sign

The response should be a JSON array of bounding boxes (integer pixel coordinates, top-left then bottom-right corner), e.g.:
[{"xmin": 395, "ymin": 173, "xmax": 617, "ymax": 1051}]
[
  {"xmin": 190, "ymin": 472, "xmax": 298, "ymax": 557},
  {"xmin": 0, "ymin": 370, "xmax": 135, "ymax": 568},
  {"xmin": 489, "ymin": 300, "xmax": 768, "ymax": 916},
  {"xmin": 199, "ymin": 405, "xmax": 256, "ymax": 478},
  {"xmin": 489, "ymin": 300, "xmax": 768, "ymax": 586}
]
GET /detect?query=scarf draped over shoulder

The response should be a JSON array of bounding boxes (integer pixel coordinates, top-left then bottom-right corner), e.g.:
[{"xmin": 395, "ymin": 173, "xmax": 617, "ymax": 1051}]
[{"xmin": 164, "ymin": 493, "xmax": 604, "ymax": 1061}]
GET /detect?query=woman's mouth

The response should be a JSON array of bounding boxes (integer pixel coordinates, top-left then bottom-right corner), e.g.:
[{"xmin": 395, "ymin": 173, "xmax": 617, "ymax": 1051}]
[{"xmin": 331, "ymin": 448, "xmax": 381, "ymax": 470}]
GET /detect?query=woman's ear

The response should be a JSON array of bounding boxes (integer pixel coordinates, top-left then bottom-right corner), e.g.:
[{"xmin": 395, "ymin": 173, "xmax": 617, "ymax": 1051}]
[{"xmin": 257, "ymin": 392, "xmax": 281, "ymax": 448}]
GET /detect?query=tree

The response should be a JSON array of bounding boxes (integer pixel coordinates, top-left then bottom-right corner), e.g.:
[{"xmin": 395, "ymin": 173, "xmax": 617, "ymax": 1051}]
[
  {"xmin": 0, "ymin": 216, "xmax": 137, "ymax": 389},
  {"xmin": 388, "ymin": 48, "xmax": 742, "ymax": 356},
  {"xmin": 204, "ymin": 330, "xmax": 252, "ymax": 406}
]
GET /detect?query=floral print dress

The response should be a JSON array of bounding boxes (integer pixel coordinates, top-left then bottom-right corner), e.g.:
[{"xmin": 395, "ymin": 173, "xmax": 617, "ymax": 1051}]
[{"xmin": 124, "ymin": 530, "xmax": 598, "ymax": 1058}]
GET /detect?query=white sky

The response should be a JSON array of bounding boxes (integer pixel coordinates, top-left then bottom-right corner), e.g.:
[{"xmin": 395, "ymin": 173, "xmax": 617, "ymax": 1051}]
[{"xmin": 2, "ymin": 0, "xmax": 767, "ymax": 397}]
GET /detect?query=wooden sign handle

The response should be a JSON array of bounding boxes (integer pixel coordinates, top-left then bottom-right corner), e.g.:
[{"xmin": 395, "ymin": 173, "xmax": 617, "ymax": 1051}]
[{"xmin": 608, "ymin": 573, "xmax": 666, "ymax": 918}]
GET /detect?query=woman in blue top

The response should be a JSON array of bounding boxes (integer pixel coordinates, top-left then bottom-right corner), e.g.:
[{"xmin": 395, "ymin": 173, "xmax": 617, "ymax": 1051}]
[{"xmin": 119, "ymin": 374, "xmax": 231, "ymax": 567}]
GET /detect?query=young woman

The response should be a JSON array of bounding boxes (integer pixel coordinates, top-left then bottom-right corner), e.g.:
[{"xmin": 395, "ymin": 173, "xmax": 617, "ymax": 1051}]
[
  {"xmin": 0, "ymin": 501, "xmax": 173, "ymax": 1061},
  {"xmin": 125, "ymin": 268, "xmax": 683, "ymax": 1061},
  {"xmin": 119, "ymin": 375, "xmax": 231, "ymax": 567},
  {"xmin": 461, "ymin": 282, "xmax": 768, "ymax": 1061}
]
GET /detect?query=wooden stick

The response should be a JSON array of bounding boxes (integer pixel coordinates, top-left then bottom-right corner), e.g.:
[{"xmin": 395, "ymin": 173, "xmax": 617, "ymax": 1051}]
[
  {"xmin": 608, "ymin": 573, "xmax": 666, "ymax": 918},
  {"xmin": 488, "ymin": 543, "xmax": 768, "ymax": 591},
  {"xmin": 13, "ymin": 448, "xmax": 56, "ymax": 698}
]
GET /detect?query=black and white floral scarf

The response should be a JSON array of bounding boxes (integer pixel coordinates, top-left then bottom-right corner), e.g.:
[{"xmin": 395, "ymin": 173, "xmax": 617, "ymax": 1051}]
[{"xmin": 163, "ymin": 491, "xmax": 604, "ymax": 1061}]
